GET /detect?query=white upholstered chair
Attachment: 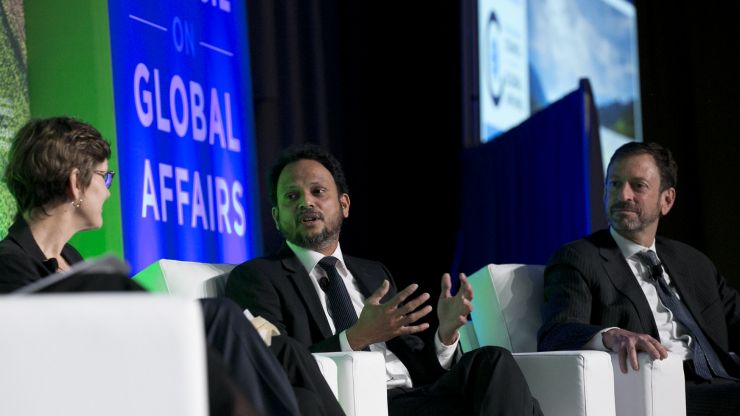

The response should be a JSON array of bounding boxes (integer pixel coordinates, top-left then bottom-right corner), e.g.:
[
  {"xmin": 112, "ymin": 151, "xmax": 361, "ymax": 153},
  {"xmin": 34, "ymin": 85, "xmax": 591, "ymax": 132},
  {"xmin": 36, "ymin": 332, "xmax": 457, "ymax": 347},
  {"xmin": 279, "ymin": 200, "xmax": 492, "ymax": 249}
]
[
  {"xmin": 134, "ymin": 259, "xmax": 388, "ymax": 416},
  {"xmin": 462, "ymin": 263, "xmax": 686, "ymax": 416},
  {"xmin": 0, "ymin": 294, "xmax": 209, "ymax": 416}
]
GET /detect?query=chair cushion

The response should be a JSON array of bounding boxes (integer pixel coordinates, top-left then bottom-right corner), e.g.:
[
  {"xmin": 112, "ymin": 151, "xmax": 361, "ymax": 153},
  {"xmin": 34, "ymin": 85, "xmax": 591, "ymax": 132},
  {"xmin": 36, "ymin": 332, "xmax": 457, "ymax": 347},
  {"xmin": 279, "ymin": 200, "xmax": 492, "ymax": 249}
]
[
  {"xmin": 133, "ymin": 259, "xmax": 235, "ymax": 297},
  {"xmin": 468, "ymin": 264, "xmax": 545, "ymax": 352}
]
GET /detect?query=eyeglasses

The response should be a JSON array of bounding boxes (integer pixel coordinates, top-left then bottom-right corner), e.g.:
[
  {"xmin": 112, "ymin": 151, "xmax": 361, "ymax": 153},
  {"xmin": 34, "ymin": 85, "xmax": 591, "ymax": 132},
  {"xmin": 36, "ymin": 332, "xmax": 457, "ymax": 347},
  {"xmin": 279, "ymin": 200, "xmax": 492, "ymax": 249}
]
[{"xmin": 94, "ymin": 170, "xmax": 116, "ymax": 189}]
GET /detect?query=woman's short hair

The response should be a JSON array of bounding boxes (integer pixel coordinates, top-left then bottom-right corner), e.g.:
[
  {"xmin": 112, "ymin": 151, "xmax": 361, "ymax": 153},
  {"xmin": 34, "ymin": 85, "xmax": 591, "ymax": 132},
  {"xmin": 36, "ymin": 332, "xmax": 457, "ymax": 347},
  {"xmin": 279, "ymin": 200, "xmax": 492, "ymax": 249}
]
[{"xmin": 4, "ymin": 116, "xmax": 111, "ymax": 214}]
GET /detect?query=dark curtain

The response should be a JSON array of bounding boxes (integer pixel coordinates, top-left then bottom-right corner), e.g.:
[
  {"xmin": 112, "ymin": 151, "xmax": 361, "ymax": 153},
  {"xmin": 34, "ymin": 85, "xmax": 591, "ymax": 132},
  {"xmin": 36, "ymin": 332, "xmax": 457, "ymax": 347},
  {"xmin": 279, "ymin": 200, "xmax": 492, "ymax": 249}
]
[
  {"xmin": 457, "ymin": 81, "xmax": 606, "ymax": 273},
  {"xmin": 245, "ymin": 1, "xmax": 463, "ymax": 307},
  {"xmin": 246, "ymin": 0, "xmax": 348, "ymax": 253},
  {"xmin": 246, "ymin": 1, "xmax": 740, "ymax": 294},
  {"xmin": 636, "ymin": 0, "xmax": 740, "ymax": 288}
]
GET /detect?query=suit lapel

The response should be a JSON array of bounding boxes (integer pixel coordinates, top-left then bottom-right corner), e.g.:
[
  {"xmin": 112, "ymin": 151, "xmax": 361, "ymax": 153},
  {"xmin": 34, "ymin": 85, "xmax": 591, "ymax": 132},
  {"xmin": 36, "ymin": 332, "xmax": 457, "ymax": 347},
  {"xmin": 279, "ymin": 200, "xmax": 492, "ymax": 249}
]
[
  {"xmin": 596, "ymin": 231, "xmax": 660, "ymax": 338},
  {"xmin": 279, "ymin": 249, "xmax": 334, "ymax": 339},
  {"xmin": 345, "ymin": 256, "xmax": 388, "ymax": 300},
  {"xmin": 656, "ymin": 240, "xmax": 714, "ymax": 341}
]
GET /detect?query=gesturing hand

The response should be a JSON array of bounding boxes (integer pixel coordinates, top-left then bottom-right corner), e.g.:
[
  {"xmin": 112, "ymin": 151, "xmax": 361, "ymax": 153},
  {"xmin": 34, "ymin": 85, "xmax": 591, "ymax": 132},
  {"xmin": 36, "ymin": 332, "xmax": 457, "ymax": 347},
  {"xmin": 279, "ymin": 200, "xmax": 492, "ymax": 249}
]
[
  {"xmin": 437, "ymin": 273, "xmax": 474, "ymax": 345},
  {"xmin": 346, "ymin": 280, "xmax": 432, "ymax": 351},
  {"xmin": 602, "ymin": 328, "xmax": 669, "ymax": 373}
]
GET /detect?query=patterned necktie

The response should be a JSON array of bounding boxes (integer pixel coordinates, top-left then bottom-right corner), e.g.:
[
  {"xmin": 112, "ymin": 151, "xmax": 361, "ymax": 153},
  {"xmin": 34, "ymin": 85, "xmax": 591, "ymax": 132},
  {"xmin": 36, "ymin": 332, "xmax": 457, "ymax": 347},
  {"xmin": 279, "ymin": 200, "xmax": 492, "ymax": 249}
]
[
  {"xmin": 635, "ymin": 250, "xmax": 735, "ymax": 381},
  {"xmin": 317, "ymin": 256, "xmax": 359, "ymax": 333}
]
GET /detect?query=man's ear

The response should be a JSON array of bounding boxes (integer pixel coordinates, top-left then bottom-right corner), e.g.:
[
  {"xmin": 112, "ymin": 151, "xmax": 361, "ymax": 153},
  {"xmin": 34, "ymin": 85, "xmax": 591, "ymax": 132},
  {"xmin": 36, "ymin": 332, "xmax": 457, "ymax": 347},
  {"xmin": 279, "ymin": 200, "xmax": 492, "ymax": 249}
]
[
  {"xmin": 271, "ymin": 206, "xmax": 280, "ymax": 230},
  {"xmin": 340, "ymin": 193, "xmax": 350, "ymax": 218},
  {"xmin": 660, "ymin": 187, "xmax": 676, "ymax": 216}
]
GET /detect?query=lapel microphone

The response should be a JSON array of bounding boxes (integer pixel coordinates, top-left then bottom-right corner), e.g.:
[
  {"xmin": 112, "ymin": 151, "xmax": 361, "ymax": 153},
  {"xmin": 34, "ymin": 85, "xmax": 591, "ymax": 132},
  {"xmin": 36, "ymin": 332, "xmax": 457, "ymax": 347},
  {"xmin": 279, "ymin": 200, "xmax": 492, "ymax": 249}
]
[
  {"xmin": 637, "ymin": 251, "xmax": 664, "ymax": 283},
  {"xmin": 319, "ymin": 276, "xmax": 329, "ymax": 292},
  {"xmin": 649, "ymin": 263, "xmax": 663, "ymax": 282}
]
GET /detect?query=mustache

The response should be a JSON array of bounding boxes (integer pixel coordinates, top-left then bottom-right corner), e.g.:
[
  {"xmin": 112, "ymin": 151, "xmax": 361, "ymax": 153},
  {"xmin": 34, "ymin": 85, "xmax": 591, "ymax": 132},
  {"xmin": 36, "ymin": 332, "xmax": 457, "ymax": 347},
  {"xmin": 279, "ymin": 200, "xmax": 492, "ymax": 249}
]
[
  {"xmin": 609, "ymin": 202, "xmax": 639, "ymax": 213},
  {"xmin": 298, "ymin": 208, "xmax": 324, "ymax": 221}
]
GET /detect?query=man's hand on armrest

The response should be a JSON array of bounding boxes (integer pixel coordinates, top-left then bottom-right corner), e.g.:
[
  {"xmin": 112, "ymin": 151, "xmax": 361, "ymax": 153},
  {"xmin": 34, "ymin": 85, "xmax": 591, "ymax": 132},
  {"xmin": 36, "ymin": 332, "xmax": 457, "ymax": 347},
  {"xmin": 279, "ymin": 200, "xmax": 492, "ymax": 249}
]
[{"xmin": 602, "ymin": 328, "xmax": 668, "ymax": 373}]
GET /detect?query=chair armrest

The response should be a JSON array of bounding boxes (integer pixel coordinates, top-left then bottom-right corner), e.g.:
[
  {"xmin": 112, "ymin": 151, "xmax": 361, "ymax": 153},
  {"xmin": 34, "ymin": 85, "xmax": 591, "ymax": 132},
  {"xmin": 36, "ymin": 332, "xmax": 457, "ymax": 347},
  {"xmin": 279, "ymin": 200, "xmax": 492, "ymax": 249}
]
[
  {"xmin": 314, "ymin": 351, "xmax": 388, "ymax": 416},
  {"xmin": 513, "ymin": 351, "xmax": 616, "ymax": 416},
  {"xmin": 612, "ymin": 353, "xmax": 685, "ymax": 416},
  {"xmin": 313, "ymin": 354, "xmax": 339, "ymax": 398}
]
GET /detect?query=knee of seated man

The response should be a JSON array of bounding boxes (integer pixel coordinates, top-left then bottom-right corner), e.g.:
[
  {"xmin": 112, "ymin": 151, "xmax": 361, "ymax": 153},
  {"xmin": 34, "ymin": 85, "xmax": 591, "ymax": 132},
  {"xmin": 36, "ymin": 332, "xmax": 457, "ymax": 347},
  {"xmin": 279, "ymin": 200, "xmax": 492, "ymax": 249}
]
[
  {"xmin": 269, "ymin": 335, "xmax": 315, "ymax": 364},
  {"xmin": 200, "ymin": 297, "xmax": 248, "ymax": 326},
  {"xmin": 467, "ymin": 345, "xmax": 516, "ymax": 367}
]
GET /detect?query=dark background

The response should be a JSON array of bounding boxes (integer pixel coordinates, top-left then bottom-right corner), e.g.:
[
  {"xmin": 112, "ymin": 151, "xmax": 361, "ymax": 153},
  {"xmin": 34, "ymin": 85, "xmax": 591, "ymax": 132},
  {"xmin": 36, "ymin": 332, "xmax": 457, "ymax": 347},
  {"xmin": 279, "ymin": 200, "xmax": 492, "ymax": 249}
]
[{"xmin": 245, "ymin": 1, "xmax": 740, "ymax": 301}]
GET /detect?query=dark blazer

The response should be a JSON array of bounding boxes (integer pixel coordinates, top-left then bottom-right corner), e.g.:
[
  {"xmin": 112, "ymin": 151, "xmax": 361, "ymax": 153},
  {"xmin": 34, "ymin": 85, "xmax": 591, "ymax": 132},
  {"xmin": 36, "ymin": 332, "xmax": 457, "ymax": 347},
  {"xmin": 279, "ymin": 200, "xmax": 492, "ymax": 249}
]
[
  {"xmin": 226, "ymin": 244, "xmax": 447, "ymax": 386},
  {"xmin": 538, "ymin": 229, "xmax": 740, "ymax": 376},
  {"xmin": 0, "ymin": 218, "xmax": 83, "ymax": 293}
]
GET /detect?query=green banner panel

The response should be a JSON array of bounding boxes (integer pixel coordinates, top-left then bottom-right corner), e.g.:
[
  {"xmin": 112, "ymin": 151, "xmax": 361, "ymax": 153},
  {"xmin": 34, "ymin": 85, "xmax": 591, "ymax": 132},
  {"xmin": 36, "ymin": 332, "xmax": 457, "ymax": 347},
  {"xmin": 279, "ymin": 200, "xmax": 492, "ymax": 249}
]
[{"xmin": 24, "ymin": 0, "xmax": 123, "ymax": 259}]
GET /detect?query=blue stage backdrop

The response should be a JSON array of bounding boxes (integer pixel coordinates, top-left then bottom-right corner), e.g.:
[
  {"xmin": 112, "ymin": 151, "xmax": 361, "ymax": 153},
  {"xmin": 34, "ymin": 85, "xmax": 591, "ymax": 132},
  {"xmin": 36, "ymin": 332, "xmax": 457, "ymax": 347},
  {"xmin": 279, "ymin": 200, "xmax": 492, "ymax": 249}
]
[
  {"xmin": 455, "ymin": 80, "xmax": 606, "ymax": 274},
  {"xmin": 107, "ymin": 0, "xmax": 261, "ymax": 273}
]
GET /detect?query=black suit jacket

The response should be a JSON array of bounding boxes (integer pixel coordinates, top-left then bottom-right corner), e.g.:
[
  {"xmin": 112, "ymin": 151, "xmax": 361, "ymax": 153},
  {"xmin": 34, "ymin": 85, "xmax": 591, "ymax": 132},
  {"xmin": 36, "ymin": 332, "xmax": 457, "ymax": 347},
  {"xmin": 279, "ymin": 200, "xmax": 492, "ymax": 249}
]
[
  {"xmin": 538, "ymin": 229, "xmax": 740, "ymax": 376},
  {"xmin": 0, "ymin": 218, "xmax": 83, "ymax": 293},
  {"xmin": 226, "ymin": 244, "xmax": 447, "ymax": 386}
]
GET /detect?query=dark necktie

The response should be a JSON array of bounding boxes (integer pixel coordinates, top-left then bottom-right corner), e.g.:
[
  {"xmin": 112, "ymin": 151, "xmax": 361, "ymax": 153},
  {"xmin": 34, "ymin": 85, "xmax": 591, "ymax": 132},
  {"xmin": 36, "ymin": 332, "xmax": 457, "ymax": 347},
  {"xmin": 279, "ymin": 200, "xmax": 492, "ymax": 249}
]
[
  {"xmin": 635, "ymin": 250, "xmax": 735, "ymax": 381},
  {"xmin": 317, "ymin": 256, "xmax": 359, "ymax": 333}
]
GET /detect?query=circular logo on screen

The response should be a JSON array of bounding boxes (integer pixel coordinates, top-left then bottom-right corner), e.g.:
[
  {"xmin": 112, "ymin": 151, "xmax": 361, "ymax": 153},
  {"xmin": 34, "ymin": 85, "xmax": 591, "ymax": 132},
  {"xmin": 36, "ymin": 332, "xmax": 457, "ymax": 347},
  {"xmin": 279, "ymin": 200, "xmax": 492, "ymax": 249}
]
[{"xmin": 486, "ymin": 11, "xmax": 505, "ymax": 107}]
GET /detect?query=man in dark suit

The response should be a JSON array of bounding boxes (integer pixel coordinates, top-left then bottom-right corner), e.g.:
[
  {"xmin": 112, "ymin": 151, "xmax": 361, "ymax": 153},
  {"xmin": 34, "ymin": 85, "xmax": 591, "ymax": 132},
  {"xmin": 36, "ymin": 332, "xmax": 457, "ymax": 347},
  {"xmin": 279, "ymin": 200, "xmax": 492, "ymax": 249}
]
[
  {"xmin": 226, "ymin": 144, "xmax": 542, "ymax": 416},
  {"xmin": 538, "ymin": 141, "xmax": 740, "ymax": 415}
]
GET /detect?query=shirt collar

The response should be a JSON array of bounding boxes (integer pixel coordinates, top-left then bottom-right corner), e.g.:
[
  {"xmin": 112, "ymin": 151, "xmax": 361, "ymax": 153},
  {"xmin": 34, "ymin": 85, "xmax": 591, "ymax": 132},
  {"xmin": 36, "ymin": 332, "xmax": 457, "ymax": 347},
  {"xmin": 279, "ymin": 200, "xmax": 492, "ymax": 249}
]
[
  {"xmin": 609, "ymin": 227, "xmax": 657, "ymax": 260},
  {"xmin": 285, "ymin": 240, "xmax": 348, "ymax": 274}
]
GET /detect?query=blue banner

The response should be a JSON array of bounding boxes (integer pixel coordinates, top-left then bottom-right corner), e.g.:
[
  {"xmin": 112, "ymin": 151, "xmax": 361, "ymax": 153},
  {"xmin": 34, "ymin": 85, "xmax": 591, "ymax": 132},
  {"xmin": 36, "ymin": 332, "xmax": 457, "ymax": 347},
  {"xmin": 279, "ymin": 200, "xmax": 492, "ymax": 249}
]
[{"xmin": 108, "ymin": 0, "xmax": 261, "ymax": 272}]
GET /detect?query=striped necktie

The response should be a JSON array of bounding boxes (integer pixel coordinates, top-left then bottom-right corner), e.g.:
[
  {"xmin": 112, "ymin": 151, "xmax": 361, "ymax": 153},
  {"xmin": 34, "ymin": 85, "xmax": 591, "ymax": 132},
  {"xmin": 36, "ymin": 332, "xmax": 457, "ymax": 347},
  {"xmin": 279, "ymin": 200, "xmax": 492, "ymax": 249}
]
[
  {"xmin": 635, "ymin": 250, "xmax": 735, "ymax": 381},
  {"xmin": 317, "ymin": 256, "xmax": 358, "ymax": 333}
]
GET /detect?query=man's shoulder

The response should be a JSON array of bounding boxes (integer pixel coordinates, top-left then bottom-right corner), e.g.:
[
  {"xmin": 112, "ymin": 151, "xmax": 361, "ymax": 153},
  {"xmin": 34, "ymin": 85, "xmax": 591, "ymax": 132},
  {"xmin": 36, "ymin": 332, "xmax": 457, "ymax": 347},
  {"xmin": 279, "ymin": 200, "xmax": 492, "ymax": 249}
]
[
  {"xmin": 231, "ymin": 251, "xmax": 289, "ymax": 274},
  {"xmin": 656, "ymin": 235, "xmax": 713, "ymax": 264},
  {"xmin": 656, "ymin": 234, "xmax": 698, "ymax": 251},
  {"xmin": 230, "ymin": 248, "xmax": 390, "ymax": 279},
  {"xmin": 548, "ymin": 229, "xmax": 611, "ymax": 265},
  {"xmin": 225, "ymin": 252, "xmax": 294, "ymax": 297},
  {"xmin": 343, "ymin": 254, "xmax": 385, "ymax": 268}
]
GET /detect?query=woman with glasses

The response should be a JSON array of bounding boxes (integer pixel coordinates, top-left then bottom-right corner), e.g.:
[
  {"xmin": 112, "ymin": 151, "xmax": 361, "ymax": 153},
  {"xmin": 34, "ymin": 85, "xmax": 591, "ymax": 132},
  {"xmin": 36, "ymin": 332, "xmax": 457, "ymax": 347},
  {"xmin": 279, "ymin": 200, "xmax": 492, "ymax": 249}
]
[
  {"xmin": 0, "ymin": 116, "xmax": 343, "ymax": 416},
  {"xmin": 0, "ymin": 117, "xmax": 116, "ymax": 278}
]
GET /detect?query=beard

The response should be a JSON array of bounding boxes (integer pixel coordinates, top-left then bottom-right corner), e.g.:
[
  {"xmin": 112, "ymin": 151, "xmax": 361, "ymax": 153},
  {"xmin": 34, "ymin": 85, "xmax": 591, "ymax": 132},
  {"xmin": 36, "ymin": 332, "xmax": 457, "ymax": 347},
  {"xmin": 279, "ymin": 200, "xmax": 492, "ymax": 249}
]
[
  {"xmin": 279, "ymin": 208, "xmax": 344, "ymax": 251},
  {"xmin": 607, "ymin": 200, "xmax": 661, "ymax": 234}
]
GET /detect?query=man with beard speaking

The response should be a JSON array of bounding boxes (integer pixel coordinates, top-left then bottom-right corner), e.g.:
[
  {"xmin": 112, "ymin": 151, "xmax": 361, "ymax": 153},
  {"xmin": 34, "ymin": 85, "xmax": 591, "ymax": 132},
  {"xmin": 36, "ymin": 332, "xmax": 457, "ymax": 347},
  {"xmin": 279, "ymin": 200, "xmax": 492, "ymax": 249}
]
[{"xmin": 225, "ymin": 144, "xmax": 542, "ymax": 416}]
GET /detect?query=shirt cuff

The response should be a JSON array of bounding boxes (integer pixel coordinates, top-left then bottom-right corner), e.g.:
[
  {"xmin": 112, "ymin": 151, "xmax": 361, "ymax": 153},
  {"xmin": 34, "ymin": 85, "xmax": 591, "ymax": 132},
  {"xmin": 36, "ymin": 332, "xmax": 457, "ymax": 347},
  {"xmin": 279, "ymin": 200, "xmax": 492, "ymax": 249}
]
[
  {"xmin": 585, "ymin": 327, "xmax": 619, "ymax": 351},
  {"xmin": 339, "ymin": 330, "xmax": 354, "ymax": 352},
  {"xmin": 435, "ymin": 329, "xmax": 459, "ymax": 369}
]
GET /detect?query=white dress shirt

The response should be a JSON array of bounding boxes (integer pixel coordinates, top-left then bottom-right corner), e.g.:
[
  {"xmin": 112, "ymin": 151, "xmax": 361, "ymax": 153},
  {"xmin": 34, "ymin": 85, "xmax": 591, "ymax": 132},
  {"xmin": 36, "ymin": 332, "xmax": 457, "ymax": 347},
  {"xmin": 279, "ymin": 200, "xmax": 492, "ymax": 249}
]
[
  {"xmin": 285, "ymin": 240, "xmax": 458, "ymax": 388},
  {"xmin": 584, "ymin": 228, "xmax": 692, "ymax": 359}
]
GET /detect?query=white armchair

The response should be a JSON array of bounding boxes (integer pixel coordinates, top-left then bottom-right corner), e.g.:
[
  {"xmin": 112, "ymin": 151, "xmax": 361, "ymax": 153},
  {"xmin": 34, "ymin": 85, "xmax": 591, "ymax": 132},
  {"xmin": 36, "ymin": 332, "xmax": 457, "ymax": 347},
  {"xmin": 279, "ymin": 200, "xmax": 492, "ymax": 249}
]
[
  {"xmin": 463, "ymin": 263, "xmax": 685, "ymax": 416},
  {"xmin": 0, "ymin": 294, "xmax": 209, "ymax": 416},
  {"xmin": 134, "ymin": 259, "xmax": 388, "ymax": 416}
]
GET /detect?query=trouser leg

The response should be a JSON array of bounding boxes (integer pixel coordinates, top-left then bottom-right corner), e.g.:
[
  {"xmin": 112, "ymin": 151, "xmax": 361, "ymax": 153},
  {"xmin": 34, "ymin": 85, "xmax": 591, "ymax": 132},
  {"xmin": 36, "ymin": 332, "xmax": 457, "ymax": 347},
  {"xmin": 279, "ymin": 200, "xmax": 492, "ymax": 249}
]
[
  {"xmin": 200, "ymin": 298, "xmax": 301, "ymax": 416},
  {"xmin": 686, "ymin": 378, "xmax": 740, "ymax": 416},
  {"xmin": 37, "ymin": 271, "xmax": 144, "ymax": 292},
  {"xmin": 388, "ymin": 346, "xmax": 542, "ymax": 416},
  {"xmin": 270, "ymin": 335, "xmax": 346, "ymax": 416}
]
